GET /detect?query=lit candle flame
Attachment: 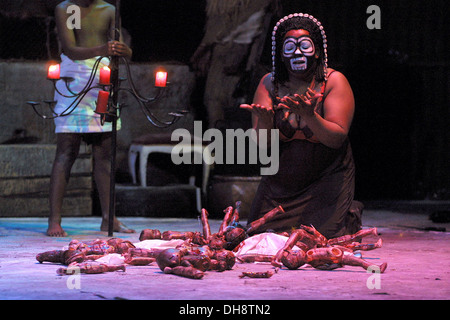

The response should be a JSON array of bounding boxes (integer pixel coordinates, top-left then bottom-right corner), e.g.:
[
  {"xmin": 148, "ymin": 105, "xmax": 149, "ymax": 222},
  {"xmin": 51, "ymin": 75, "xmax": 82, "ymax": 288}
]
[
  {"xmin": 47, "ymin": 64, "xmax": 60, "ymax": 79},
  {"xmin": 49, "ymin": 65, "xmax": 59, "ymax": 72},
  {"xmin": 155, "ymin": 71, "xmax": 167, "ymax": 87},
  {"xmin": 99, "ymin": 66, "xmax": 111, "ymax": 85}
]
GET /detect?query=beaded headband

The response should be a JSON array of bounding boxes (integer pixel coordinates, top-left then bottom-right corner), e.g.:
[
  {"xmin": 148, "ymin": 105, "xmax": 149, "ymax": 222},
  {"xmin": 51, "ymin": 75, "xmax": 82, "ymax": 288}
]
[{"xmin": 271, "ymin": 13, "xmax": 328, "ymax": 82}]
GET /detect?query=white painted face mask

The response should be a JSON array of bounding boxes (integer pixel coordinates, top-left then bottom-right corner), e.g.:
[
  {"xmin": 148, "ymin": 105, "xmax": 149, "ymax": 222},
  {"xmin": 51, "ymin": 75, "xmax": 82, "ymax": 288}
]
[
  {"xmin": 282, "ymin": 36, "xmax": 316, "ymax": 71},
  {"xmin": 271, "ymin": 13, "xmax": 330, "ymax": 86}
]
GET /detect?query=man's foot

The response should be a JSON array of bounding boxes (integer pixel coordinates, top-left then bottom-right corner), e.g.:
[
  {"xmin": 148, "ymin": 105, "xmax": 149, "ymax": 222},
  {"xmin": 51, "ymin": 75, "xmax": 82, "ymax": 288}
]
[
  {"xmin": 47, "ymin": 223, "xmax": 68, "ymax": 237},
  {"xmin": 101, "ymin": 218, "xmax": 135, "ymax": 234}
]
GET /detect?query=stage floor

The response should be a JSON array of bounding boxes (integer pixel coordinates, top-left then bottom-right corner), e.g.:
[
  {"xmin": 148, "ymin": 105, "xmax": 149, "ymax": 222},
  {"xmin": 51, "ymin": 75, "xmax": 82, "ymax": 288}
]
[{"xmin": 0, "ymin": 208, "xmax": 449, "ymax": 301}]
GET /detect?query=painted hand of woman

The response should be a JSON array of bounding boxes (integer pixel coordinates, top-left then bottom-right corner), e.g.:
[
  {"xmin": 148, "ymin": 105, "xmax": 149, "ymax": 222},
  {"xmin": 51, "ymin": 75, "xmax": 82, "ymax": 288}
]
[
  {"xmin": 277, "ymin": 88, "xmax": 323, "ymax": 118},
  {"xmin": 240, "ymin": 103, "xmax": 274, "ymax": 125}
]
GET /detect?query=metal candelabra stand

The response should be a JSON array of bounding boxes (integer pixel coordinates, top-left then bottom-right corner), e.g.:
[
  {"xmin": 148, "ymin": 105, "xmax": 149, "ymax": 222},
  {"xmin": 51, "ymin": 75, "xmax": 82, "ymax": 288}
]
[{"xmin": 27, "ymin": 0, "xmax": 185, "ymax": 236}]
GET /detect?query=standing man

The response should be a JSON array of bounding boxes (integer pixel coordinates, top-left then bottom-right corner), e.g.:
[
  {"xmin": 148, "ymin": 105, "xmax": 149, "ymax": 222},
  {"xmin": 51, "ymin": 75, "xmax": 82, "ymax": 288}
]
[{"xmin": 47, "ymin": 0, "xmax": 134, "ymax": 236}]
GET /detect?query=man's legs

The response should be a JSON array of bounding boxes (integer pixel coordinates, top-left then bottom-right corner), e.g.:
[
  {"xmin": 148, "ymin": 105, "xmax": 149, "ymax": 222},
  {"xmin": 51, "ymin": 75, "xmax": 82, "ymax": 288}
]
[
  {"xmin": 48, "ymin": 133, "xmax": 82, "ymax": 236},
  {"xmin": 92, "ymin": 133, "xmax": 135, "ymax": 233}
]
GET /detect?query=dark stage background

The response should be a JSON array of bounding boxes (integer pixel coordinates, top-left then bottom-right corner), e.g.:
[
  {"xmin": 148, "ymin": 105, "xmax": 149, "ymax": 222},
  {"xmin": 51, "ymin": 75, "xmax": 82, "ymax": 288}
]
[{"xmin": 0, "ymin": 0, "xmax": 448, "ymax": 201}]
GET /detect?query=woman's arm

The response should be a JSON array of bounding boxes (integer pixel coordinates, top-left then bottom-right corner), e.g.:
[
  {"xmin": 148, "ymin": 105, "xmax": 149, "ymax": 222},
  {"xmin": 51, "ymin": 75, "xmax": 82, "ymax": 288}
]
[
  {"xmin": 280, "ymin": 71, "xmax": 355, "ymax": 149},
  {"xmin": 306, "ymin": 71, "xmax": 354, "ymax": 148},
  {"xmin": 240, "ymin": 74, "xmax": 274, "ymax": 131},
  {"xmin": 240, "ymin": 74, "xmax": 275, "ymax": 146}
]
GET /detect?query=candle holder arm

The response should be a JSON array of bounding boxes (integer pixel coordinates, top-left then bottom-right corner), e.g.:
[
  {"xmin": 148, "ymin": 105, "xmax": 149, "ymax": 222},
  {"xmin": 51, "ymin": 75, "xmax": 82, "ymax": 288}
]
[
  {"xmin": 120, "ymin": 57, "xmax": 165, "ymax": 103},
  {"xmin": 52, "ymin": 56, "xmax": 107, "ymax": 98},
  {"xmin": 115, "ymin": 88, "xmax": 182, "ymax": 128}
]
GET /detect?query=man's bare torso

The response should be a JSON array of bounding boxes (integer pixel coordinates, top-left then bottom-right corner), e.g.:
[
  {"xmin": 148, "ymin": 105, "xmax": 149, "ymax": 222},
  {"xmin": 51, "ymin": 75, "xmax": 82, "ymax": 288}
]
[{"xmin": 57, "ymin": 0, "xmax": 114, "ymax": 48}]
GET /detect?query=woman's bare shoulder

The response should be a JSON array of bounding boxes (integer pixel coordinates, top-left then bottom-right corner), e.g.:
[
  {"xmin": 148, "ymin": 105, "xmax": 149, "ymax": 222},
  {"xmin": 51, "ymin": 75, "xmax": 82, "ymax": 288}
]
[
  {"xmin": 327, "ymin": 68, "xmax": 350, "ymax": 83},
  {"xmin": 260, "ymin": 73, "xmax": 274, "ymax": 89},
  {"xmin": 325, "ymin": 68, "xmax": 353, "ymax": 93}
]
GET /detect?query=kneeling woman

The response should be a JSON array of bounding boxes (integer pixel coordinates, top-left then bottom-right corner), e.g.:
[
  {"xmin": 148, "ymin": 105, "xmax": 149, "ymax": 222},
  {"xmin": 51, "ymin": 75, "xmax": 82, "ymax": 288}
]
[{"xmin": 241, "ymin": 13, "xmax": 361, "ymax": 239}]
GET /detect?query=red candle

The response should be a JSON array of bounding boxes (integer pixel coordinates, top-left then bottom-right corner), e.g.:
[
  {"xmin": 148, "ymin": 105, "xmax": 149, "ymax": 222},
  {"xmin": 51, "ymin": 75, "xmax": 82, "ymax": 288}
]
[
  {"xmin": 155, "ymin": 71, "xmax": 167, "ymax": 87},
  {"xmin": 47, "ymin": 64, "xmax": 60, "ymax": 80},
  {"xmin": 95, "ymin": 90, "xmax": 109, "ymax": 113},
  {"xmin": 99, "ymin": 66, "xmax": 111, "ymax": 85}
]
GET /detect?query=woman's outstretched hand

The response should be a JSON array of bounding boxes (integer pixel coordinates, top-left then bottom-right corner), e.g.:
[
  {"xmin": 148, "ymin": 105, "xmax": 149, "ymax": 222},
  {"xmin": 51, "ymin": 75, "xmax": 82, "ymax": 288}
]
[
  {"xmin": 277, "ymin": 88, "xmax": 323, "ymax": 118},
  {"xmin": 240, "ymin": 103, "xmax": 274, "ymax": 126}
]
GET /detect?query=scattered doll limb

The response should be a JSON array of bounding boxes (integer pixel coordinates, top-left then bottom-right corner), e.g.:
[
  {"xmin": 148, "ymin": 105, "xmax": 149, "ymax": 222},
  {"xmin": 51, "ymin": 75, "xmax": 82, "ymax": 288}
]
[
  {"xmin": 201, "ymin": 208, "xmax": 212, "ymax": 240},
  {"xmin": 272, "ymin": 229, "xmax": 306, "ymax": 267},
  {"xmin": 164, "ymin": 266, "xmax": 204, "ymax": 279},
  {"xmin": 327, "ymin": 228, "xmax": 378, "ymax": 246},
  {"xmin": 246, "ymin": 205, "xmax": 285, "ymax": 235},
  {"xmin": 341, "ymin": 253, "xmax": 388, "ymax": 273},
  {"xmin": 218, "ymin": 206, "xmax": 234, "ymax": 236},
  {"xmin": 239, "ymin": 268, "xmax": 278, "ymax": 279},
  {"xmin": 57, "ymin": 261, "xmax": 126, "ymax": 275}
]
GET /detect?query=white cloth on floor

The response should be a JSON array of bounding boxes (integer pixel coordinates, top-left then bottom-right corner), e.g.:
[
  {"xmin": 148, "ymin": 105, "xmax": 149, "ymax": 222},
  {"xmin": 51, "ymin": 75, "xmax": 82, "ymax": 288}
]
[
  {"xmin": 234, "ymin": 232, "xmax": 300, "ymax": 258},
  {"xmin": 95, "ymin": 253, "xmax": 124, "ymax": 265},
  {"xmin": 133, "ymin": 239, "xmax": 185, "ymax": 250}
]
